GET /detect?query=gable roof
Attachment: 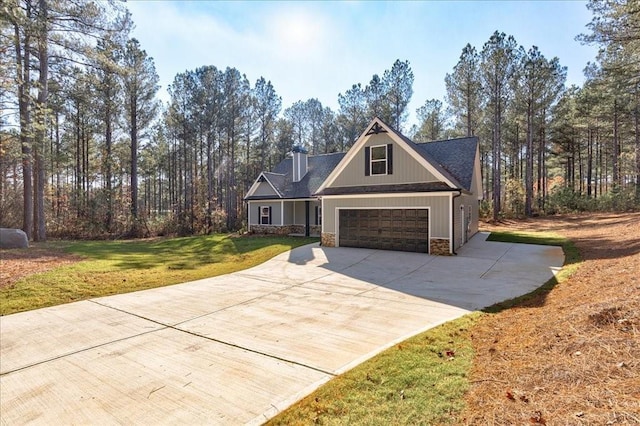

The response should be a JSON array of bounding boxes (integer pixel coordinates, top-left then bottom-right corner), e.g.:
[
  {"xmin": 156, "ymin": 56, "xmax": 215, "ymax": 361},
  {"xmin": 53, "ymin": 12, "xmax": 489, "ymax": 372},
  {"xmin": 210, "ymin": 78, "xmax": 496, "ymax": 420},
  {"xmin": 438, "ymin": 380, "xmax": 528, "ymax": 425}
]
[
  {"xmin": 245, "ymin": 117, "xmax": 479, "ymax": 200},
  {"xmin": 316, "ymin": 117, "xmax": 470, "ymax": 194},
  {"xmin": 245, "ymin": 152, "xmax": 345, "ymax": 200}
]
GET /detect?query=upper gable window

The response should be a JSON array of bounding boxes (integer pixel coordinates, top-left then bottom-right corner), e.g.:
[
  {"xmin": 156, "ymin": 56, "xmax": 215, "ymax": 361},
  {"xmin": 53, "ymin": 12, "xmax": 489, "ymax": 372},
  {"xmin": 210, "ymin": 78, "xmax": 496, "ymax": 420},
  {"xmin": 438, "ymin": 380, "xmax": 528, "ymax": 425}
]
[
  {"xmin": 365, "ymin": 144, "xmax": 393, "ymax": 176},
  {"xmin": 370, "ymin": 145, "xmax": 387, "ymax": 175}
]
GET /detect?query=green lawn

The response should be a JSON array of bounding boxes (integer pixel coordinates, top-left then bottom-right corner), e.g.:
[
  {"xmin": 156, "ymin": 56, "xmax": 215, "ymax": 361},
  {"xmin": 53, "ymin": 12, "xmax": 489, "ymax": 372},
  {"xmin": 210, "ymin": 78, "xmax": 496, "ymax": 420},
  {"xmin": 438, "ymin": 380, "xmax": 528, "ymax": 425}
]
[
  {"xmin": 267, "ymin": 313, "xmax": 482, "ymax": 426},
  {"xmin": 0, "ymin": 235, "xmax": 317, "ymax": 315}
]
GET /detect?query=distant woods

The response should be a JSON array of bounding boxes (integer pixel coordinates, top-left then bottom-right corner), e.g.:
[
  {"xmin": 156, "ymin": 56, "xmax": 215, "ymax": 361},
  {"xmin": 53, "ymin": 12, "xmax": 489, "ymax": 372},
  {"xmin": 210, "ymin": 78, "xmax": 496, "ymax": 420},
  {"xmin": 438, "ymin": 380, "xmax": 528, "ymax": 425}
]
[{"xmin": 1, "ymin": 0, "xmax": 638, "ymax": 239}]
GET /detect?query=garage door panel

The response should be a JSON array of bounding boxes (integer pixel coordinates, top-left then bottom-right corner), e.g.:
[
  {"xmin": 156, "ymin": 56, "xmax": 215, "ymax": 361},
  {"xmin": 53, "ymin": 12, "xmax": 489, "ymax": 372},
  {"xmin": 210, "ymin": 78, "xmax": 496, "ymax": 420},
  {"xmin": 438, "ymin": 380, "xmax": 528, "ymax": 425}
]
[{"xmin": 338, "ymin": 209, "xmax": 429, "ymax": 254}]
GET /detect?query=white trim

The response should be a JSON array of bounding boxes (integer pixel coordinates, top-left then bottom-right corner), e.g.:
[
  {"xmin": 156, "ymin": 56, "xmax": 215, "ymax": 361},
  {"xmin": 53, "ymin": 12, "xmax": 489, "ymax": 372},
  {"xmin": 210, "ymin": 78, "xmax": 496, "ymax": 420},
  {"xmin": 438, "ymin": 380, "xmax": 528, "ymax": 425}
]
[
  {"xmin": 322, "ymin": 192, "xmax": 454, "ymax": 200},
  {"xmin": 334, "ymin": 206, "xmax": 431, "ymax": 254},
  {"xmin": 369, "ymin": 144, "xmax": 388, "ymax": 176},
  {"xmin": 280, "ymin": 200, "xmax": 284, "ymax": 226},
  {"xmin": 449, "ymin": 193, "xmax": 454, "ymax": 254},
  {"xmin": 247, "ymin": 201, "xmax": 251, "ymax": 232},
  {"xmin": 259, "ymin": 205, "xmax": 271, "ymax": 225},
  {"xmin": 316, "ymin": 118, "xmax": 457, "ymax": 193},
  {"xmin": 245, "ymin": 172, "xmax": 283, "ymax": 199},
  {"xmin": 321, "ymin": 197, "xmax": 325, "ymax": 235}
]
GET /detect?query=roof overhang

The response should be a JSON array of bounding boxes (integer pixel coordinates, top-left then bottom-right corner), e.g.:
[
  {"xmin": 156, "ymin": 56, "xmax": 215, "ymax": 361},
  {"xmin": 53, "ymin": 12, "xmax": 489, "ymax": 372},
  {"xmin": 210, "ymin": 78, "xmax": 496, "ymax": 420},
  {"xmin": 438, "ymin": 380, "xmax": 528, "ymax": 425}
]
[{"xmin": 244, "ymin": 172, "xmax": 283, "ymax": 200}]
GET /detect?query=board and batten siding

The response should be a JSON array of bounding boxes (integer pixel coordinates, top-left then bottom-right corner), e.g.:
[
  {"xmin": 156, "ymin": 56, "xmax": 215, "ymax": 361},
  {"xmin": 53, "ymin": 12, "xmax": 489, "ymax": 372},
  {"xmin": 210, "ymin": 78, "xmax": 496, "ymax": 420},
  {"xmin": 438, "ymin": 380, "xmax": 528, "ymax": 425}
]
[
  {"xmin": 283, "ymin": 201, "xmax": 294, "ymax": 224},
  {"xmin": 248, "ymin": 201, "xmax": 283, "ymax": 226},
  {"xmin": 329, "ymin": 133, "xmax": 440, "ymax": 187},
  {"xmin": 293, "ymin": 201, "xmax": 306, "ymax": 225},
  {"xmin": 322, "ymin": 195, "xmax": 451, "ymax": 239},
  {"xmin": 291, "ymin": 200, "xmax": 321, "ymax": 225},
  {"xmin": 453, "ymin": 193, "xmax": 479, "ymax": 250}
]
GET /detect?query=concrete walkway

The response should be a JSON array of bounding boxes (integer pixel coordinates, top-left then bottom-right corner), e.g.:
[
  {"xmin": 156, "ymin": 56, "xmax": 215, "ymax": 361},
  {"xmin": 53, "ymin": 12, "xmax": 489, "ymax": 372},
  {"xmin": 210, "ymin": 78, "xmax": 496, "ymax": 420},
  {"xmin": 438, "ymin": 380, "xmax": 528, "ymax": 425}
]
[{"xmin": 0, "ymin": 233, "xmax": 564, "ymax": 425}]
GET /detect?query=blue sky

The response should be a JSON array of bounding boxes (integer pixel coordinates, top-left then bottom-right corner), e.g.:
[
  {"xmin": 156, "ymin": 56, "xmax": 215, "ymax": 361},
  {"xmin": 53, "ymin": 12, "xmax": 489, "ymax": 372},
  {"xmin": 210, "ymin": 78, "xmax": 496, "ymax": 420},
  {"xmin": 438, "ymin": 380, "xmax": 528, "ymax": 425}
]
[{"xmin": 126, "ymin": 0, "xmax": 598, "ymax": 128}]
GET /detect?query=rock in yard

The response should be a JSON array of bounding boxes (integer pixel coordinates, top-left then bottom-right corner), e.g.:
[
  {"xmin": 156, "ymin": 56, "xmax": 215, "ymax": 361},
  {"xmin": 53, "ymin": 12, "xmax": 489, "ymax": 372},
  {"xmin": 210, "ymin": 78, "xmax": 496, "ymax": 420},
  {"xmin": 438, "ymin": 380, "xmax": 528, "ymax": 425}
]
[{"xmin": 0, "ymin": 228, "xmax": 29, "ymax": 249}]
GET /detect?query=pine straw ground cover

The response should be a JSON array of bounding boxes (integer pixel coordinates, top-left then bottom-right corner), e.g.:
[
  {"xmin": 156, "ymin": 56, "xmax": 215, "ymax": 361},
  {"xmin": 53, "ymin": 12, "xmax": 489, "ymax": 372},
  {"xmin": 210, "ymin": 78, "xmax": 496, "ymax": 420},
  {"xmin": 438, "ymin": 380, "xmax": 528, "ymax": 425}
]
[{"xmin": 464, "ymin": 212, "xmax": 640, "ymax": 425}]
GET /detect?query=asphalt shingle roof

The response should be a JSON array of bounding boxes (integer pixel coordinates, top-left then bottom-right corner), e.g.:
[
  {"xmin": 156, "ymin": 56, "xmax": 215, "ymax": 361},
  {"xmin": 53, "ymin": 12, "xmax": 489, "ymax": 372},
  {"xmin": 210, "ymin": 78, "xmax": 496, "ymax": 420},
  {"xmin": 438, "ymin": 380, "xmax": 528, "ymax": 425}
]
[
  {"xmin": 246, "ymin": 122, "xmax": 478, "ymax": 200},
  {"xmin": 416, "ymin": 137, "xmax": 478, "ymax": 192},
  {"xmin": 258, "ymin": 152, "xmax": 345, "ymax": 199}
]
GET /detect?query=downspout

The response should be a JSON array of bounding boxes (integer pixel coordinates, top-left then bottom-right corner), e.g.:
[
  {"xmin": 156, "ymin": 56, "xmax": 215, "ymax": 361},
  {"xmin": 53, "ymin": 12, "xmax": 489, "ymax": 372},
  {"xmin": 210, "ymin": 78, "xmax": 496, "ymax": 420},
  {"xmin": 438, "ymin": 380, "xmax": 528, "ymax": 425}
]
[{"xmin": 451, "ymin": 190, "xmax": 462, "ymax": 255}]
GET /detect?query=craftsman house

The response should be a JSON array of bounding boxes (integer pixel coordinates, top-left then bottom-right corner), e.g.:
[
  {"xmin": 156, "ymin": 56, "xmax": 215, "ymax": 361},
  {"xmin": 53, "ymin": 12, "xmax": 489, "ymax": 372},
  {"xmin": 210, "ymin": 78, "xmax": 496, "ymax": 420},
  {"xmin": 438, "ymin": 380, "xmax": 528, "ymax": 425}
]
[{"xmin": 244, "ymin": 117, "xmax": 482, "ymax": 255}]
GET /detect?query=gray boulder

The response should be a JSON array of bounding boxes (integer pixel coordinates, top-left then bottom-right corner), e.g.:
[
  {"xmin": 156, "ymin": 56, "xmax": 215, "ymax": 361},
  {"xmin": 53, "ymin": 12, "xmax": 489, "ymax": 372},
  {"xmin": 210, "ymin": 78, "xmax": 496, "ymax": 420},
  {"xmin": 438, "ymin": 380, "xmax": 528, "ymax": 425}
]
[{"xmin": 0, "ymin": 228, "xmax": 29, "ymax": 249}]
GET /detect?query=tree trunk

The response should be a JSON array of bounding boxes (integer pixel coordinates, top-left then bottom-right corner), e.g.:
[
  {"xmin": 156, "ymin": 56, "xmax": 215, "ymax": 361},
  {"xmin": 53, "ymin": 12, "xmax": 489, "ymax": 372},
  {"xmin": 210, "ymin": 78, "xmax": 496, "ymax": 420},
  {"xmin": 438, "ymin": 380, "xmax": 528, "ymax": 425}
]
[
  {"xmin": 130, "ymin": 95, "xmax": 138, "ymax": 221},
  {"xmin": 587, "ymin": 128, "xmax": 593, "ymax": 198},
  {"xmin": 612, "ymin": 97, "xmax": 620, "ymax": 190},
  {"xmin": 525, "ymin": 102, "xmax": 534, "ymax": 217},
  {"xmin": 635, "ymin": 83, "xmax": 640, "ymax": 200},
  {"xmin": 14, "ymin": 9, "xmax": 33, "ymax": 240},
  {"xmin": 33, "ymin": 0, "xmax": 48, "ymax": 242}
]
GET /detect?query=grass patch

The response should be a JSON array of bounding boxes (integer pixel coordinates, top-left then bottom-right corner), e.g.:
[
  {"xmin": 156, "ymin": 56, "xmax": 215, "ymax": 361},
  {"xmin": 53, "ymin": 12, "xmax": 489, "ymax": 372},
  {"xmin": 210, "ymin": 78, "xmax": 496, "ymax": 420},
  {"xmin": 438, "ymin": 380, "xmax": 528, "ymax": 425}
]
[
  {"xmin": 267, "ymin": 313, "xmax": 481, "ymax": 426},
  {"xmin": 483, "ymin": 230, "xmax": 581, "ymax": 313},
  {"xmin": 269, "ymin": 230, "xmax": 579, "ymax": 425},
  {"xmin": 0, "ymin": 235, "xmax": 317, "ymax": 315}
]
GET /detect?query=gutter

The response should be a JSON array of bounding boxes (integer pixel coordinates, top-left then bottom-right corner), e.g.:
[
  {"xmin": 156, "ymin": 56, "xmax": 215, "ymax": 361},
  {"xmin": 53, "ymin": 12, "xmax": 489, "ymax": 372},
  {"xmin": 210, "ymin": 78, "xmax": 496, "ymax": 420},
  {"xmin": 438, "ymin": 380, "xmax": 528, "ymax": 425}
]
[{"xmin": 451, "ymin": 189, "xmax": 462, "ymax": 255}]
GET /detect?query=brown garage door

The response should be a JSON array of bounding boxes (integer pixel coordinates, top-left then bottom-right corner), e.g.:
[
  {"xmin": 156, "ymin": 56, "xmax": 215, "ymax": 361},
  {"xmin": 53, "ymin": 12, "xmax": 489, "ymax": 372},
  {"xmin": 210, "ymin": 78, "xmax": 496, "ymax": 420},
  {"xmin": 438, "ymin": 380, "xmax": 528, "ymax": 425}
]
[{"xmin": 338, "ymin": 209, "xmax": 429, "ymax": 253}]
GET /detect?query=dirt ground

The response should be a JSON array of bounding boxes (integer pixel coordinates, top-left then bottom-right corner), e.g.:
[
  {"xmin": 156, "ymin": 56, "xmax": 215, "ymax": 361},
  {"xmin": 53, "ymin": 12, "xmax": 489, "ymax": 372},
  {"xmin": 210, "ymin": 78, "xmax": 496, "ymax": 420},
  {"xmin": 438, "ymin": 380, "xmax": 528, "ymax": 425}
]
[
  {"xmin": 0, "ymin": 244, "xmax": 82, "ymax": 290},
  {"xmin": 2, "ymin": 214, "xmax": 639, "ymax": 424},
  {"xmin": 465, "ymin": 212, "xmax": 640, "ymax": 425}
]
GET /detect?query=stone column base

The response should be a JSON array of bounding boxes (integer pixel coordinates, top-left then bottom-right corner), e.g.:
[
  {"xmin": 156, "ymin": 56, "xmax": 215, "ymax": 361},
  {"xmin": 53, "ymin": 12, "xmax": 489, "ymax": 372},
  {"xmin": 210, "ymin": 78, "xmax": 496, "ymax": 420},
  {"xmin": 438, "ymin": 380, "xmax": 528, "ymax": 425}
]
[
  {"xmin": 321, "ymin": 232, "xmax": 336, "ymax": 247},
  {"xmin": 430, "ymin": 238, "xmax": 451, "ymax": 255}
]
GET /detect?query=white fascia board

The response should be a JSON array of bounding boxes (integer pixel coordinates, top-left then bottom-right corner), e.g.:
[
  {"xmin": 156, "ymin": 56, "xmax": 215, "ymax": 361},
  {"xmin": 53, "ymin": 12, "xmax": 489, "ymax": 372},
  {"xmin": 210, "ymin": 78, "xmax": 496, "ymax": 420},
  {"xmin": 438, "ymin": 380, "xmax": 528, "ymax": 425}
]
[
  {"xmin": 474, "ymin": 144, "xmax": 483, "ymax": 200},
  {"xmin": 245, "ymin": 172, "xmax": 282, "ymax": 199}
]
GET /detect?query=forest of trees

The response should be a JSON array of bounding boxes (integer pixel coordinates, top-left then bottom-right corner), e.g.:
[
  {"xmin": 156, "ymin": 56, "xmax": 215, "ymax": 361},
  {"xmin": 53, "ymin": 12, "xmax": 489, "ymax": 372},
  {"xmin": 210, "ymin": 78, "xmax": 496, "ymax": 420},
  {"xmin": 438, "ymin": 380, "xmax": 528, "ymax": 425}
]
[{"xmin": 1, "ymin": 0, "xmax": 638, "ymax": 240}]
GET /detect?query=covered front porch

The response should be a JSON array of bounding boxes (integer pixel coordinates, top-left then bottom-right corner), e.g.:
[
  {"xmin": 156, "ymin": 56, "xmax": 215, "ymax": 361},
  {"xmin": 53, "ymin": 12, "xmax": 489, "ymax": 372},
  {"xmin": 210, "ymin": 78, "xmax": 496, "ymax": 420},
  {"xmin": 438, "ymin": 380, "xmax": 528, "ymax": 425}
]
[{"xmin": 247, "ymin": 199, "xmax": 321, "ymax": 237}]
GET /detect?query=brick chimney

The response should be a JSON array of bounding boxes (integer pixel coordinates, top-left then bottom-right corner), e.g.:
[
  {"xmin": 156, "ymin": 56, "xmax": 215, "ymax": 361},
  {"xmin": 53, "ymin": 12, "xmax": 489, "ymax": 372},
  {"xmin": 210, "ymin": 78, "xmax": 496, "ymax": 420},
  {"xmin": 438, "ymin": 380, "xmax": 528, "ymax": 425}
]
[{"xmin": 292, "ymin": 145, "xmax": 308, "ymax": 182}]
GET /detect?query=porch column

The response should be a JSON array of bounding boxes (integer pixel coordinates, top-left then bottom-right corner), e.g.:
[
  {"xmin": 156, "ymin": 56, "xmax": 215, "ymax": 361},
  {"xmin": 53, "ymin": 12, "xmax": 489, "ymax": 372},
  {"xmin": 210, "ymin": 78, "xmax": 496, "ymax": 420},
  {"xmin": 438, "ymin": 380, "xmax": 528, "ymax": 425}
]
[{"xmin": 305, "ymin": 200, "xmax": 310, "ymax": 237}]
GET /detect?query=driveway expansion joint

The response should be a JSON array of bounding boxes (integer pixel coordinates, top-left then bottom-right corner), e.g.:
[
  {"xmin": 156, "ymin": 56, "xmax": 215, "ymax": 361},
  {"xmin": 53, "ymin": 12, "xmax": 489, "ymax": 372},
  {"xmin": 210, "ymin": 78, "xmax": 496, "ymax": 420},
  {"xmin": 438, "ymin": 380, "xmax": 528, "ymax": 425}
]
[{"xmin": 89, "ymin": 298, "xmax": 337, "ymax": 377}]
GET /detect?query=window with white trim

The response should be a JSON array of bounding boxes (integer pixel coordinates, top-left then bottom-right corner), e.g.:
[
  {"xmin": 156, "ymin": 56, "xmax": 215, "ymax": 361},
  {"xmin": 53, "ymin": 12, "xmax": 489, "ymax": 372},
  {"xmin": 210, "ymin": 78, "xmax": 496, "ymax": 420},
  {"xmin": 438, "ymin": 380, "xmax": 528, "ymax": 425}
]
[
  {"xmin": 315, "ymin": 206, "xmax": 322, "ymax": 226},
  {"xmin": 370, "ymin": 145, "xmax": 387, "ymax": 175},
  {"xmin": 260, "ymin": 206, "xmax": 271, "ymax": 225}
]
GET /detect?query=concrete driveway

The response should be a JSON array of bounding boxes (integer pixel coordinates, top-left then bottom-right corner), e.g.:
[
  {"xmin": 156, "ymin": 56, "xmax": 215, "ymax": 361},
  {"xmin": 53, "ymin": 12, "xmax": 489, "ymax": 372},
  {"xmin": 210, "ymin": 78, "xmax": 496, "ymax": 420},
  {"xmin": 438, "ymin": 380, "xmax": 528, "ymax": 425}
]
[{"xmin": 0, "ymin": 232, "xmax": 563, "ymax": 425}]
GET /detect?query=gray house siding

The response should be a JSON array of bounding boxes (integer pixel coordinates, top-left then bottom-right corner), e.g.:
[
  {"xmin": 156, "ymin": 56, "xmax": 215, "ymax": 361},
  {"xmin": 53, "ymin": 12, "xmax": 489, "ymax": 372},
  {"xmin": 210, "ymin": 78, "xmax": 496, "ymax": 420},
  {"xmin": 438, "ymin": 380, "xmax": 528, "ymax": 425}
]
[
  {"xmin": 283, "ymin": 202, "xmax": 294, "ymax": 224},
  {"xmin": 293, "ymin": 201, "xmax": 306, "ymax": 225},
  {"xmin": 322, "ymin": 194, "xmax": 451, "ymax": 239},
  {"xmin": 253, "ymin": 181, "xmax": 279, "ymax": 197},
  {"xmin": 329, "ymin": 134, "xmax": 440, "ymax": 188},
  {"xmin": 453, "ymin": 193, "xmax": 479, "ymax": 251},
  {"xmin": 248, "ymin": 201, "xmax": 283, "ymax": 226}
]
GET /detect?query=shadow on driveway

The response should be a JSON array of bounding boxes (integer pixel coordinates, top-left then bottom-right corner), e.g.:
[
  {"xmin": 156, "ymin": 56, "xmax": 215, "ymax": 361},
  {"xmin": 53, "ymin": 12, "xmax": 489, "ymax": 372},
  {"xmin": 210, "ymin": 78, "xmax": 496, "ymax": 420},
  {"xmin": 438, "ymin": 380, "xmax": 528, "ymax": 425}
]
[{"xmin": 0, "ymin": 232, "xmax": 563, "ymax": 425}]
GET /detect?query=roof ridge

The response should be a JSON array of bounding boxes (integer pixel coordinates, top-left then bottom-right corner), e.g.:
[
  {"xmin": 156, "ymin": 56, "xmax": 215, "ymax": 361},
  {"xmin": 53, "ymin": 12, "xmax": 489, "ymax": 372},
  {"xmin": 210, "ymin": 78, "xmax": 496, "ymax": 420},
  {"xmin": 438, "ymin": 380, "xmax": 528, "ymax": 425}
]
[
  {"xmin": 308, "ymin": 151, "xmax": 345, "ymax": 158},
  {"xmin": 416, "ymin": 136, "xmax": 477, "ymax": 145}
]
